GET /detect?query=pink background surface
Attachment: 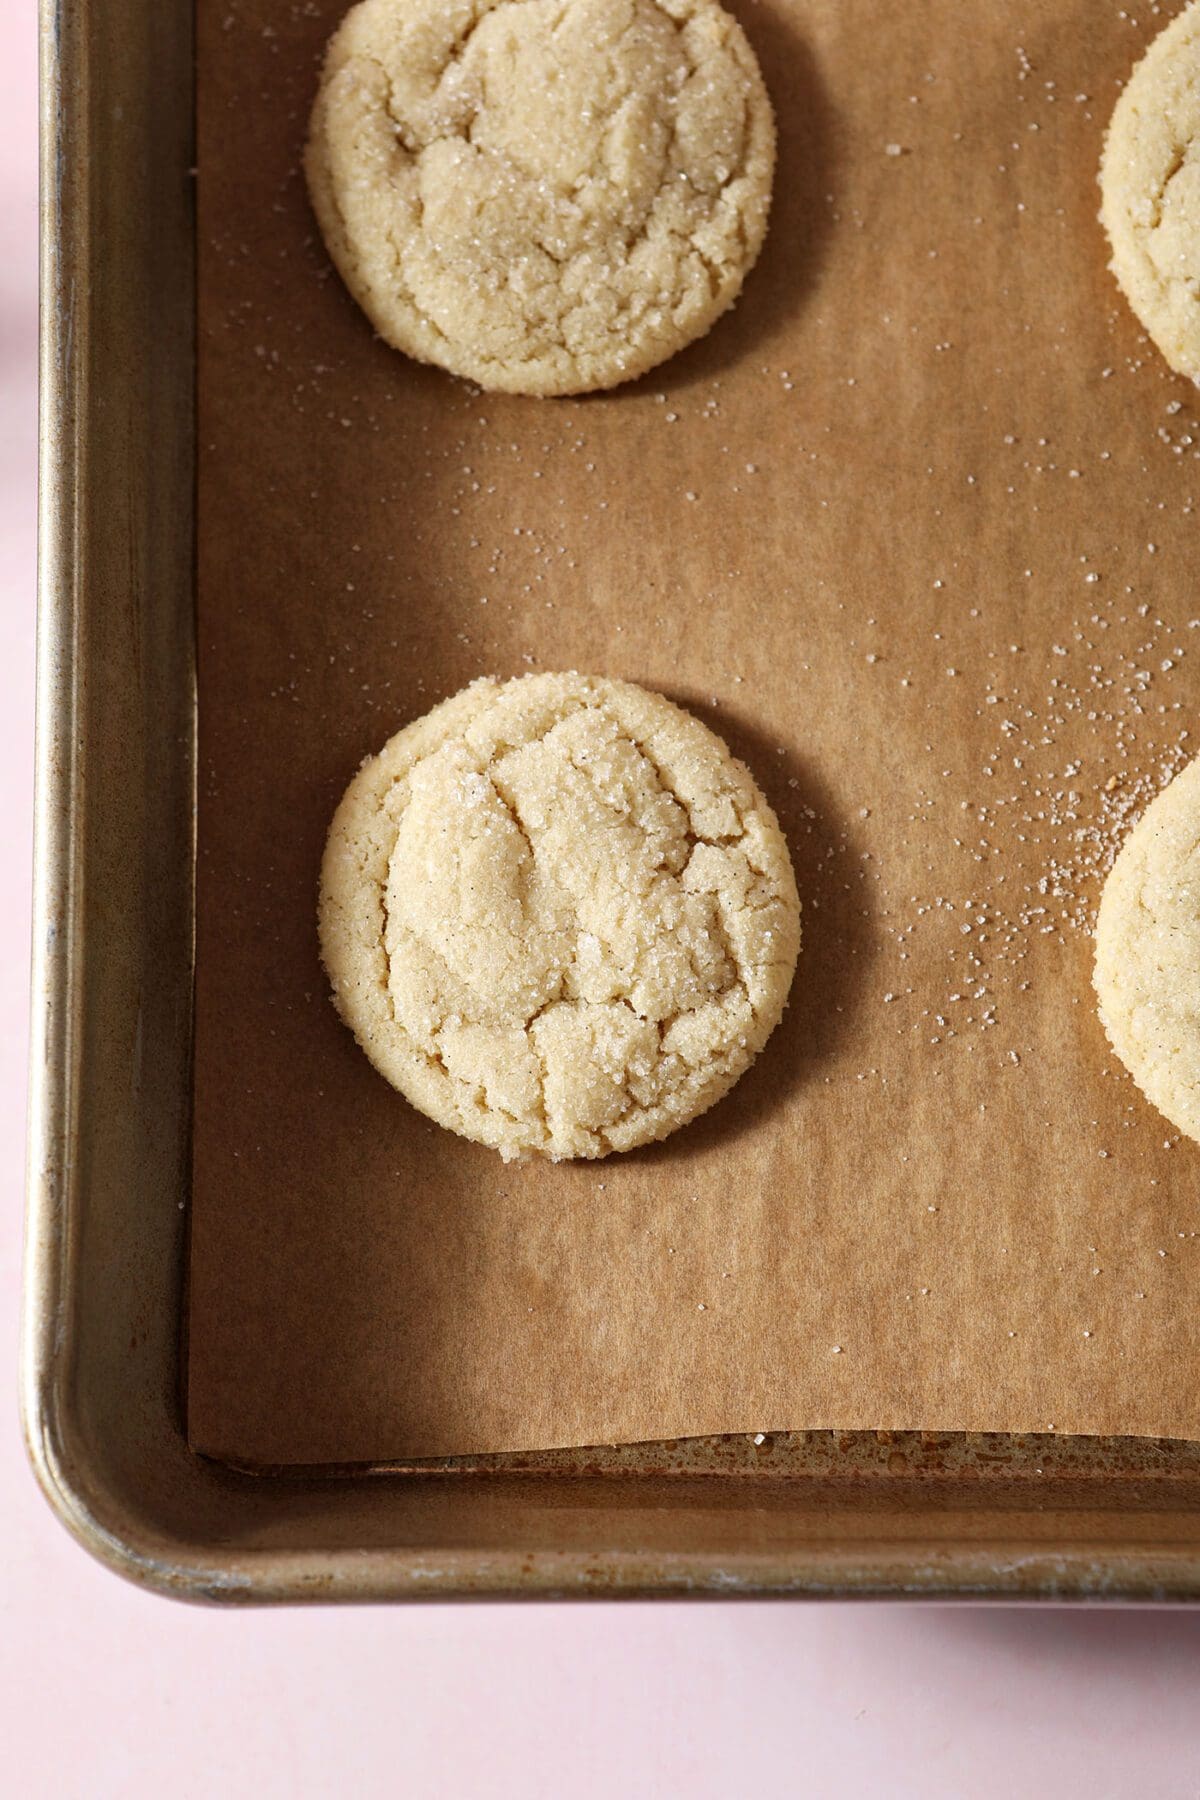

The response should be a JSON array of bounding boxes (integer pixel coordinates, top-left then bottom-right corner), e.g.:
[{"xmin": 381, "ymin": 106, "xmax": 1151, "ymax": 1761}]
[{"xmin": 5, "ymin": 14, "xmax": 1200, "ymax": 1796}]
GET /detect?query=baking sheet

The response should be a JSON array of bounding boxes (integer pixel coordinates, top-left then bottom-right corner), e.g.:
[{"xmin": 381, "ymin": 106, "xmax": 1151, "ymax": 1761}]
[{"xmin": 190, "ymin": 0, "xmax": 1200, "ymax": 1464}]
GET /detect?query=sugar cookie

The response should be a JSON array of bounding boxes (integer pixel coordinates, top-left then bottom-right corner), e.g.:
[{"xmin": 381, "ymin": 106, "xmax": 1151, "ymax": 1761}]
[
  {"xmin": 320, "ymin": 673, "xmax": 801, "ymax": 1159},
  {"xmin": 306, "ymin": 0, "xmax": 775, "ymax": 394},
  {"xmin": 1095, "ymin": 755, "xmax": 1200, "ymax": 1140},
  {"xmin": 1101, "ymin": 1, "xmax": 1200, "ymax": 381}
]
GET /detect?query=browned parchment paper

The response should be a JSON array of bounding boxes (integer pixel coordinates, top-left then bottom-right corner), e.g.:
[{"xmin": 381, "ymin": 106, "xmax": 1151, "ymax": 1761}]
[{"xmin": 190, "ymin": 0, "xmax": 1200, "ymax": 1463}]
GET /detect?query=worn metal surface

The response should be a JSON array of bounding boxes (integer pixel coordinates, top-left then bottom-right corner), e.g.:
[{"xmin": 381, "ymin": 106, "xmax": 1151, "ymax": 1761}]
[{"xmin": 21, "ymin": 0, "xmax": 1200, "ymax": 1603}]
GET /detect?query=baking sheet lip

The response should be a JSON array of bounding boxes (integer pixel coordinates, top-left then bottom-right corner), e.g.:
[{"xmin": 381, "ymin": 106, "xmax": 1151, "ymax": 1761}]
[
  {"xmin": 21, "ymin": 1402, "xmax": 1200, "ymax": 1607},
  {"xmin": 20, "ymin": 1381, "xmax": 243, "ymax": 1608},
  {"xmin": 22, "ymin": 0, "xmax": 88, "ymax": 1589},
  {"xmin": 35, "ymin": 1379, "xmax": 1200, "ymax": 1605},
  {"xmin": 18, "ymin": 0, "xmax": 200, "ymax": 1608}
]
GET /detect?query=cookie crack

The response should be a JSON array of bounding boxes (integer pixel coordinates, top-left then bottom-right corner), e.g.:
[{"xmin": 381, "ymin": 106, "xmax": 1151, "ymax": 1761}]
[
  {"xmin": 484, "ymin": 760, "xmax": 539, "ymax": 866},
  {"xmin": 597, "ymin": 701, "xmax": 748, "ymax": 850},
  {"xmin": 1150, "ymin": 142, "xmax": 1189, "ymax": 233},
  {"xmin": 557, "ymin": 702, "xmax": 757, "ymax": 1013},
  {"xmin": 378, "ymin": 897, "xmax": 460, "ymax": 1086},
  {"xmin": 375, "ymin": 829, "xmax": 401, "ymax": 1031},
  {"xmin": 377, "ymin": 6, "xmax": 493, "ymax": 156}
]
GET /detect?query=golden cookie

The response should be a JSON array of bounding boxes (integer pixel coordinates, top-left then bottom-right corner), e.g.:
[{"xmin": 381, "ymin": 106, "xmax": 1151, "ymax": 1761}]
[
  {"xmin": 305, "ymin": 0, "xmax": 775, "ymax": 395},
  {"xmin": 1100, "ymin": 0, "xmax": 1200, "ymax": 381},
  {"xmin": 319, "ymin": 673, "xmax": 801, "ymax": 1159},
  {"xmin": 1094, "ymin": 755, "xmax": 1200, "ymax": 1140}
]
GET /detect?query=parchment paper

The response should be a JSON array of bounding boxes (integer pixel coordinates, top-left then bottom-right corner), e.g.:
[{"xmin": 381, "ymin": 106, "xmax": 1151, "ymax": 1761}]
[{"xmin": 190, "ymin": 0, "xmax": 1200, "ymax": 1463}]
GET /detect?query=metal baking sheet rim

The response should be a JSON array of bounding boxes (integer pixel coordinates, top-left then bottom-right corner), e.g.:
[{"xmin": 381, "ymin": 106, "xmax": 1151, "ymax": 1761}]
[{"xmin": 20, "ymin": 0, "xmax": 1200, "ymax": 1603}]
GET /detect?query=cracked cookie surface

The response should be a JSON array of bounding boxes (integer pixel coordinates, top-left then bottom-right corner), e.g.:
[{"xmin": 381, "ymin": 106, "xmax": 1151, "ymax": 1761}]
[
  {"xmin": 320, "ymin": 673, "xmax": 801, "ymax": 1159},
  {"xmin": 305, "ymin": 0, "xmax": 775, "ymax": 394},
  {"xmin": 1095, "ymin": 756, "xmax": 1200, "ymax": 1143},
  {"xmin": 1101, "ymin": 0, "xmax": 1200, "ymax": 382}
]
